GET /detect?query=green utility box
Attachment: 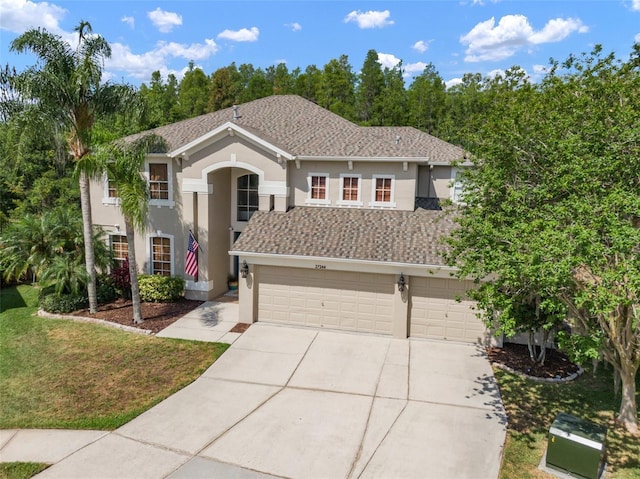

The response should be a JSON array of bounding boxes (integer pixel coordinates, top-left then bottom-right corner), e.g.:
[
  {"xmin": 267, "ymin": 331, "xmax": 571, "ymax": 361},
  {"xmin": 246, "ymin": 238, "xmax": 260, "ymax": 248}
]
[{"xmin": 545, "ymin": 413, "xmax": 607, "ymax": 479}]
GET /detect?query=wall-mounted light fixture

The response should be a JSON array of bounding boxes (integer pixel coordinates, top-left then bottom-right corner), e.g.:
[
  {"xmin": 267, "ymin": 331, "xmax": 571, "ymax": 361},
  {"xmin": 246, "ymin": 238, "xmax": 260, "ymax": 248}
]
[
  {"xmin": 240, "ymin": 260, "xmax": 249, "ymax": 279},
  {"xmin": 397, "ymin": 273, "xmax": 406, "ymax": 292}
]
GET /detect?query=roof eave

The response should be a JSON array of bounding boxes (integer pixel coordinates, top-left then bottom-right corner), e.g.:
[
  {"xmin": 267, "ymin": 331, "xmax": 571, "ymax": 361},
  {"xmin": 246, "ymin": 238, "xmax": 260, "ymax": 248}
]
[{"xmin": 168, "ymin": 121, "xmax": 295, "ymax": 160}]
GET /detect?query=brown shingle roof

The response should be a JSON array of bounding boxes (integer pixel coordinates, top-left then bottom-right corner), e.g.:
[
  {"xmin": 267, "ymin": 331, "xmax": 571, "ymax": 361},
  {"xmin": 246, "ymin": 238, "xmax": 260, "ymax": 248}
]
[
  {"xmin": 231, "ymin": 206, "xmax": 457, "ymax": 266},
  {"xmin": 127, "ymin": 95, "xmax": 464, "ymax": 161}
]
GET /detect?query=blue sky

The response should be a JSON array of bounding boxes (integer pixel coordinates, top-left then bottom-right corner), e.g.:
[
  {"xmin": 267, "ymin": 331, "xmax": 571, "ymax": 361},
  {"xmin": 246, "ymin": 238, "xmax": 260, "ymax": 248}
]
[{"xmin": 1, "ymin": 0, "xmax": 639, "ymax": 88}]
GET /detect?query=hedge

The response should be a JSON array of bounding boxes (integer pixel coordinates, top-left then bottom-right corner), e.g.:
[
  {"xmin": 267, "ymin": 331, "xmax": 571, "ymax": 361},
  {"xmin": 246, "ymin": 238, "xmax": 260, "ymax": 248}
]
[{"xmin": 138, "ymin": 275, "xmax": 185, "ymax": 302}]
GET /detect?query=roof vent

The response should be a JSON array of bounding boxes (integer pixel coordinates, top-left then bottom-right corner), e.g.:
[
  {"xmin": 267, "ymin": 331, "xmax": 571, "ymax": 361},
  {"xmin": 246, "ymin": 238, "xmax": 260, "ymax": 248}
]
[
  {"xmin": 395, "ymin": 135, "xmax": 401, "ymax": 144},
  {"xmin": 233, "ymin": 105, "xmax": 241, "ymax": 120}
]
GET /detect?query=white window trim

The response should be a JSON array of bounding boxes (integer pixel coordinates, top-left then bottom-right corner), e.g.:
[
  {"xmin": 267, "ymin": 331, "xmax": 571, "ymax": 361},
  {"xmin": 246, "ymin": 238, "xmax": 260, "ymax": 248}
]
[
  {"xmin": 146, "ymin": 232, "xmax": 175, "ymax": 276},
  {"xmin": 336, "ymin": 173, "xmax": 363, "ymax": 207},
  {"xmin": 101, "ymin": 173, "xmax": 120, "ymax": 205},
  {"xmin": 108, "ymin": 232, "xmax": 128, "ymax": 270},
  {"xmin": 305, "ymin": 172, "xmax": 331, "ymax": 206},
  {"xmin": 369, "ymin": 174, "xmax": 396, "ymax": 208},
  {"xmin": 450, "ymin": 167, "xmax": 465, "ymax": 204},
  {"xmin": 145, "ymin": 157, "xmax": 175, "ymax": 208}
]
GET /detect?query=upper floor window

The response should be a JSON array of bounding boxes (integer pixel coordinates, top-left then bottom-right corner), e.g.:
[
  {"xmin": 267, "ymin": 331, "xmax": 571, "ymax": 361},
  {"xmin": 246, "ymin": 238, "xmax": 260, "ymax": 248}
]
[
  {"xmin": 107, "ymin": 180, "xmax": 118, "ymax": 198},
  {"xmin": 110, "ymin": 234, "xmax": 128, "ymax": 268},
  {"xmin": 151, "ymin": 236, "xmax": 172, "ymax": 276},
  {"xmin": 337, "ymin": 174, "xmax": 362, "ymax": 207},
  {"xmin": 237, "ymin": 174, "xmax": 259, "ymax": 221},
  {"xmin": 149, "ymin": 163, "xmax": 169, "ymax": 200},
  {"xmin": 306, "ymin": 173, "xmax": 330, "ymax": 205},
  {"xmin": 370, "ymin": 175, "xmax": 396, "ymax": 207},
  {"xmin": 450, "ymin": 167, "xmax": 466, "ymax": 204}
]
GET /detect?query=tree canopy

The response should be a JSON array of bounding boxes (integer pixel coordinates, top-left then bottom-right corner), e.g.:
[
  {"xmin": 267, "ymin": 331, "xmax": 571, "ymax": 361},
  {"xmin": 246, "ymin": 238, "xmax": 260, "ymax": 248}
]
[{"xmin": 447, "ymin": 45, "xmax": 640, "ymax": 433}]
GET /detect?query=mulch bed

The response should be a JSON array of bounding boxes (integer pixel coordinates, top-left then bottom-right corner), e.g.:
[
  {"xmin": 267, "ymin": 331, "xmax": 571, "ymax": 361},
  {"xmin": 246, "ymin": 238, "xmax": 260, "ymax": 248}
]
[
  {"xmin": 487, "ymin": 342, "xmax": 581, "ymax": 379},
  {"xmin": 72, "ymin": 298, "xmax": 205, "ymax": 334}
]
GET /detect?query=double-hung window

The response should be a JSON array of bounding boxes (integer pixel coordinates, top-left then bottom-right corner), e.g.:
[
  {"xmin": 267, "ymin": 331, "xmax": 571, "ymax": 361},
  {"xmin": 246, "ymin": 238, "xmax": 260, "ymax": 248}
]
[
  {"xmin": 337, "ymin": 174, "xmax": 362, "ymax": 206},
  {"xmin": 151, "ymin": 236, "xmax": 172, "ymax": 276},
  {"xmin": 110, "ymin": 235, "xmax": 128, "ymax": 268},
  {"xmin": 306, "ymin": 173, "xmax": 330, "ymax": 205},
  {"xmin": 370, "ymin": 175, "xmax": 396, "ymax": 207},
  {"xmin": 149, "ymin": 163, "xmax": 169, "ymax": 200}
]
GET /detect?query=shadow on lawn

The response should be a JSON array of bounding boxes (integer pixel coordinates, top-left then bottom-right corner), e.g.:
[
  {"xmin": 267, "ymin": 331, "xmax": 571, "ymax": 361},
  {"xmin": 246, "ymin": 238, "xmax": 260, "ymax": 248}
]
[
  {"xmin": 496, "ymin": 366, "xmax": 640, "ymax": 473},
  {"xmin": 0, "ymin": 286, "xmax": 28, "ymax": 313}
]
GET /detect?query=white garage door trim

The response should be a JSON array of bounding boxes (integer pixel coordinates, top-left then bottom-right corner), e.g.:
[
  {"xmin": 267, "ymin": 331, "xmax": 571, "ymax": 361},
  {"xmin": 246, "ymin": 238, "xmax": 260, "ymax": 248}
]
[
  {"xmin": 410, "ymin": 277, "xmax": 485, "ymax": 343},
  {"xmin": 258, "ymin": 266, "xmax": 394, "ymax": 335}
]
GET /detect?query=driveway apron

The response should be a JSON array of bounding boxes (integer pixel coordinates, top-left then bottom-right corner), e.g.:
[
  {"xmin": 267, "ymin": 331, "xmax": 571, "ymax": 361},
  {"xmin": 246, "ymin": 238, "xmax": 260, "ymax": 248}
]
[{"xmin": 34, "ymin": 323, "xmax": 506, "ymax": 479}]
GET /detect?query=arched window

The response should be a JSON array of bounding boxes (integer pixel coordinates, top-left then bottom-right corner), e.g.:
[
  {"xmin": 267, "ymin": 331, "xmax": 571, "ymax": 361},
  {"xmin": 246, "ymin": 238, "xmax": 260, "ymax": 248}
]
[{"xmin": 237, "ymin": 174, "xmax": 258, "ymax": 221}]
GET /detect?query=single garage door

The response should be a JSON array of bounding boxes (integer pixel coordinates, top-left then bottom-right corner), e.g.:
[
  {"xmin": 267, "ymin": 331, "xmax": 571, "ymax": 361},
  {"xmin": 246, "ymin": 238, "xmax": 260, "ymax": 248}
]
[
  {"xmin": 410, "ymin": 277, "xmax": 484, "ymax": 343},
  {"xmin": 258, "ymin": 266, "xmax": 394, "ymax": 334}
]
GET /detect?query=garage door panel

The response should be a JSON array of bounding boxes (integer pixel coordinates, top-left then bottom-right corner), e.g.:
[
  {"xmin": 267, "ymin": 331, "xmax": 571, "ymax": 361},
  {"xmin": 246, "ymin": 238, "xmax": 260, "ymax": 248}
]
[
  {"xmin": 410, "ymin": 277, "xmax": 484, "ymax": 343},
  {"xmin": 258, "ymin": 266, "xmax": 393, "ymax": 335}
]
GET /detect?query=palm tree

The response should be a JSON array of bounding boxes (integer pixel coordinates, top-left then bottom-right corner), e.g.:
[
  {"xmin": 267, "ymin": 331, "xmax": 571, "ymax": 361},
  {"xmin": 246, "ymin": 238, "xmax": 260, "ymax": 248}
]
[
  {"xmin": 101, "ymin": 135, "xmax": 166, "ymax": 323},
  {"xmin": 10, "ymin": 21, "xmax": 135, "ymax": 313}
]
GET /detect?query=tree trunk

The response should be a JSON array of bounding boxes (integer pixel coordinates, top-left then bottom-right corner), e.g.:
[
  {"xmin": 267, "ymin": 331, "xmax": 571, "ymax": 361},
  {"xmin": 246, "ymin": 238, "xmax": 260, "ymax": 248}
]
[
  {"xmin": 79, "ymin": 171, "xmax": 97, "ymax": 313},
  {"xmin": 527, "ymin": 330, "xmax": 536, "ymax": 361},
  {"xmin": 125, "ymin": 218, "xmax": 143, "ymax": 324},
  {"xmin": 618, "ymin": 365, "xmax": 638, "ymax": 435}
]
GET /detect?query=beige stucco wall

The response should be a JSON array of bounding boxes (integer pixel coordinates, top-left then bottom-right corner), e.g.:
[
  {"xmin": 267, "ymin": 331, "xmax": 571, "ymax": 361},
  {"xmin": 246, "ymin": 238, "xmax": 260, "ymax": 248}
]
[
  {"xmin": 289, "ymin": 160, "xmax": 418, "ymax": 211},
  {"xmin": 417, "ymin": 165, "xmax": 452, "ymax": 198}
]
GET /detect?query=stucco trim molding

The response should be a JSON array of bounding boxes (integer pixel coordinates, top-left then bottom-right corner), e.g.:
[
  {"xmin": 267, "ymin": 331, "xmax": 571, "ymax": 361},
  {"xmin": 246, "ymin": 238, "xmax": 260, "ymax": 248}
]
[
  {"xmin": 230, "ymin": 251, "xmax": 464, "ymax": 279},
  {"xmin": 182, "ymin": 178, "xmax": 212, "ymax": 194},
  {"xmin": 258, "ymin": 180, "xmax": 289, "ymax": 196}
]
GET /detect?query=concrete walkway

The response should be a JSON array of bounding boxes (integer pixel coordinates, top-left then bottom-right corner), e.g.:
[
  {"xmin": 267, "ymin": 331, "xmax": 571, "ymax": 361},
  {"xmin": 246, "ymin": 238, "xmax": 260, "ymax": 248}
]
[{"xmin": 1, "ymin": 319, "xmax": 507, "ymax": 479}]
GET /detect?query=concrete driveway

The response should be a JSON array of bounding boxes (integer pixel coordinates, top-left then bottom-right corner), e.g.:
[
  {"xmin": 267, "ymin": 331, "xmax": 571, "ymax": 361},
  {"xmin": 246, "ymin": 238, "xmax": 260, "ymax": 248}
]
[{"xmin": 35, "ymin": 323, "xmax": 506, "ymax": 479}]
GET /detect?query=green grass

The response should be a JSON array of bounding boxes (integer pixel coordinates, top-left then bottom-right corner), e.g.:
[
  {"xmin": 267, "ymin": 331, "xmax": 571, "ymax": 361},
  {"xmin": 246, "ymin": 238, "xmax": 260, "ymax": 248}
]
[
  {"xmin": 495, "ymin": 366, "xmax": 640, "ymax": 479},
  {"xmin": 0, "ymin": 463, "xmax": 48, "ymax": 479},
  {"xmin": 0, "ymin": 285, "xmax": 229, "ymax": 430}
]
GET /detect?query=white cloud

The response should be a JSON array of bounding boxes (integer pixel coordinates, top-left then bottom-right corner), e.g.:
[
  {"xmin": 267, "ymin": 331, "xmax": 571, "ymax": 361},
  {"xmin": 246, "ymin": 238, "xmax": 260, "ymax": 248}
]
[
  {"xmin": 217, "ymin": 27, "xmax": 259, "ymax": 42},
  {"xmin": 344, "ymin": 10, "xmax": 394, "ymax": 29},
  {"xmin": 403, "ymin": 62, "xmax": 428, "ymax": 77},
  {"xmin": 635, "ymin": 32, "xmax": 640, "ymax": 43},
  {"xmin": 445, "ymin": 77, "xmax": 463, "ymax": 89},
  {"xmin": 377, "ymin": 52, "xmax": 401, "ymax": 69},
  {"xmin": 633, "ymin": 0, "xmax": 640, "ymax": 11},
  {"xmin": 412, "ymin": 40, "xmax": 429, "ymax": 53},
  {"xmin": 106, "ymin": 39, "xmax": 217, "ymax": 81},
  {"xmin": 533, "ymin": 64, "xmax": 547, "ymax": 74},
  {"xmin": 0, "ymin": 0, "xmax": 67, "ymax": 35},
  {"xmin": 121, "ymin": 16, "xmax": 134, "ymax": 29},
  {"xmin": 460, "ymin": 14, "xmax": 588, "ymax": 62},
  {"xmin": 147, "ymin": 7, "xmax": 182, "ymax": 33},
  {"xmin": 286, "ymin": 22, "xmax": 302, "ymax": 32}
]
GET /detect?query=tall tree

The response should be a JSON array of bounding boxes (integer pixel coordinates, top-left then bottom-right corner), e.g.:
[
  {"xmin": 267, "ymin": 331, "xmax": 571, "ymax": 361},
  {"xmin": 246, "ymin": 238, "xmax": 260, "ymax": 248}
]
[
  {"xmin": 101, "ymin": 134, "xmax": 166, "ymax": 323},
  {"xmin": 10, "ymin": 21, "xmax": 135, "ymax": 313},
  {"xmin": 407, "ymin": 63, "xmax": 447, "ymax": 134},
  {"xmin": 318, "ymin": 55, "xmax": 356, "ymax": 121},
  {"xmin": 379, "ymin": 62, "xmax": 407, "ymax": 126},
  {"xmin": 356, "ymin": 50, "xmax": 385, "ymax": 125},
  {"xmin": 177, "ymin": 61, "xmax": 210, "ymax": 119},
  {"xmin": 208, "ymin": 63, "xmax": 241, "ymax": 111},
  {"xmin": 294, "ymin": 64, "xmax": 322, "ymax": 102},
  {"xmin": 447, "ymin": 45, "xmax": 640, "ymax": 433}
]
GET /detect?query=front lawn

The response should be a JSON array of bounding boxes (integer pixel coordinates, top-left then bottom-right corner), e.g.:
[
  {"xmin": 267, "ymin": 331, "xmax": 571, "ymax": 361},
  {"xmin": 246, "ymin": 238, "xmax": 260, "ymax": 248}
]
[
  {"xmin": 0, "ymin": 285, "xmax": 229, "ymax": 430},
  {"xmin": 496, "ymin": 366, "xmax": 640, "ymax": 479}
]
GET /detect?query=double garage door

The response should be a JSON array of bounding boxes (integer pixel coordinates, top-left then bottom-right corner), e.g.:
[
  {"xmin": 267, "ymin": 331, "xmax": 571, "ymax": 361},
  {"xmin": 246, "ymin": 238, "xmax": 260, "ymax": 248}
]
[
  {"xmin": 257, "ymin": 266, "xmax": 485, "ymax": 343},
  {"xmin": 258, "ymin": 267, "xmax": 394, "ymax": 335}
]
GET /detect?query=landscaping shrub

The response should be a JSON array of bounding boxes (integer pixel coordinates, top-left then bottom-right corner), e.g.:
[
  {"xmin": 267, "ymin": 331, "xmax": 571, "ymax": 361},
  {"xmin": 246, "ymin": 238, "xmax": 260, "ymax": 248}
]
[
  {"xmin": 40, "ymin": 293, "xmax": 88, "ymax": 314},
  {"xmin": 96, "ymin": 274, "xmax": 118, "ymax": 304},
  {"xmin": 110, "ymin": 259, "xmax": 131, "ymax": 299},
  {"xmin": 138, "ymin": 275, "xmax": 185, "ymax": 302}
]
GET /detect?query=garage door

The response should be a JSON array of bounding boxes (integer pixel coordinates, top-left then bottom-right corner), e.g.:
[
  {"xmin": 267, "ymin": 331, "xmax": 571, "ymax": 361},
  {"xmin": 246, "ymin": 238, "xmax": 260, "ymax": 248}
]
[
  {"xmin": 258, "ymin": 266, "xmax": 394, "ymax": 334},
  {"xmin": 410, "ymin": 277, "xmax": 484, "ymax": 343}
]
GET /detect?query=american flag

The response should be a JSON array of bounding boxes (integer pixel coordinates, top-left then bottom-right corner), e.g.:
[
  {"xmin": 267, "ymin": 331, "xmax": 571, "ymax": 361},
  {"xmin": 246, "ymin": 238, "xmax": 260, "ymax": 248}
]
[{"xmin": 185, "ymin": 231, "xmax": 199, "ymax": 277}]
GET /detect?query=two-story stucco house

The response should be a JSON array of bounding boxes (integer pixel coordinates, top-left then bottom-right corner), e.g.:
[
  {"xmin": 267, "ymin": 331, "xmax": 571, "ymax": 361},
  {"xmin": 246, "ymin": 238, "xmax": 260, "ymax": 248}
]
[{"xmin": 92, "ymin": 95, "xmax": 485, "ymax": 342}]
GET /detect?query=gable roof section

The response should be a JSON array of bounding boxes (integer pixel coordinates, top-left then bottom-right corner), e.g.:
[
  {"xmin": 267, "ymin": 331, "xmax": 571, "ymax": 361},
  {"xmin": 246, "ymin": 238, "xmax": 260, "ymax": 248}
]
[
  {"xmin": 126, "ymin": 95, "xmax": 465, "ymax": 162},
  {"xmin": 231, "ymin": 206, "xmax": 457, "ymax": 267}
]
